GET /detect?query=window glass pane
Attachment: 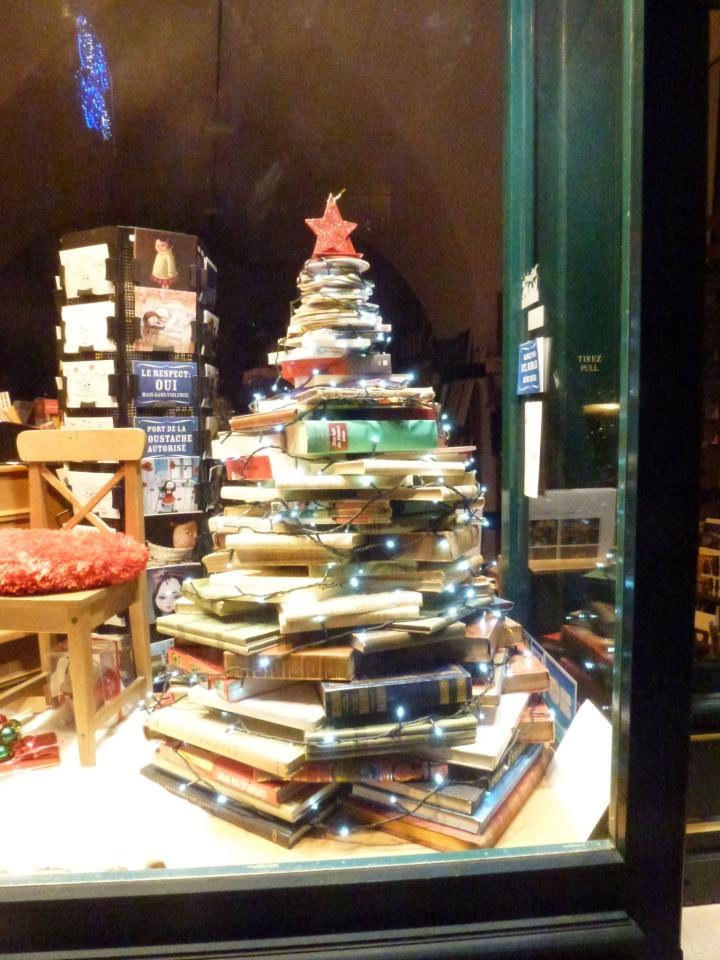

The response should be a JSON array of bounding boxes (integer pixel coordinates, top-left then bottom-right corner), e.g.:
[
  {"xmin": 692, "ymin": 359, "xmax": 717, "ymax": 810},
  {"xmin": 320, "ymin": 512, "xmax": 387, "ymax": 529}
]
[{"xmin": 0, "ymin": 0, "xmax": 633, "ymax": 886}]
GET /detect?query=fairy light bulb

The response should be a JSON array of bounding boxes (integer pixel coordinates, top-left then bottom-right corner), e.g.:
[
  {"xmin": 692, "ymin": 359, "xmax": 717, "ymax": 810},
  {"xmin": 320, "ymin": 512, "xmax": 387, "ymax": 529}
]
[
  {"xmin": 349, "ymin": 576, "xmax": 360, "ymax": 588},
  {"xmin": 396, "ymin": 706, "xmax": 406, "ymax": 720},
  {"xmin": 385, "ymin": 538, "xmax": 396, "ymax": 550},
  {"xmin": 258, "ymin": 657, "xmax": 270, "ymax": 669},
  {"xmin": 433, "ymin": 772, "xmax": 444, "ymax": 785},
  {"xmin": 338, "ymin": 825, "xmax": 350, "ymax": 837},
  {"xmin": 217, "ymin": 794, "xmax": 229, "ymax": 806},
  {"xmin": 323, "ymin": 733, "xmax": 336, "ymax": 745}
]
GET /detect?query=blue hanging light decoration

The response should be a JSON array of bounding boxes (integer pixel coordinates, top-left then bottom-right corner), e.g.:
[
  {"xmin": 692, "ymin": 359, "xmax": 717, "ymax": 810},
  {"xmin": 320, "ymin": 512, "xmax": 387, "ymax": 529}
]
[{"xmin": 75, "ymin": 15, "xmax": 112, "ymax": 140}]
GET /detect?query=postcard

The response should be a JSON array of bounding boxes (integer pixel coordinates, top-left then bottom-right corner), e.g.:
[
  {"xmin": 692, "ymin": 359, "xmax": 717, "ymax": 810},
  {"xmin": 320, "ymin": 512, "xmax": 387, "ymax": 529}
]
[
  {"xmin": 61, "ymin": 358, "xmax": 117, "ymax": 408},
  {"xmin": 59, "ymin": 243, "xmax": 114, "ymax": 299},
  {"xmin": 61, "ymin": 300, "xmax": 116, "ymax": 353},
  {"xmin": 134, "ymin": 416, "xmax": 199, "ymax": 457},
  {"xmin": 133, "ymin": 228, "xmax": 198, "ymax": 293},
  {"xmin": 132, "ymin": 286, "xmax": 196, "ymax": 353},
  {"xmin": 141, "ymin": 456, "xmax": 201, "ymax": 514},
  {"xmin": 131, "ymin": 359, "xmax": 195, "ymax": 405}
]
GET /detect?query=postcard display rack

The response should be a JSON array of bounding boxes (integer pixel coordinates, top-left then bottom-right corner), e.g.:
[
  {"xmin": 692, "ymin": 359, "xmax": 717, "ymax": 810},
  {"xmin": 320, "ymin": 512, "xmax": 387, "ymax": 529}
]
[
  {"xmin": 55, "ymin": 226, "xmax": 219, "ymax": 662},
  {"xmin": 141, "ymin": 196, "xmax": 557, "ymax": 852}
]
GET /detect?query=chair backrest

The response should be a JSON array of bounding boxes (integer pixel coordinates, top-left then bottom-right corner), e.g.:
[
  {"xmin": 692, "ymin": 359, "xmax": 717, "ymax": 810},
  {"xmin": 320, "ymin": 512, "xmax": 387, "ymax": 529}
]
[{"xmin": 16, "ymin": 428, "xmax": 147, "ymax": 540}]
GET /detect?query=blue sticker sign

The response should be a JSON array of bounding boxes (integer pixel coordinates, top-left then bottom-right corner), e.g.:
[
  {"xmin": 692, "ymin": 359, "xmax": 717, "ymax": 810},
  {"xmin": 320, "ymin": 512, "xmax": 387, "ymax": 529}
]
[
  {"xmin": 517, "ymin": 340, "xmax": 541, "ymax": 395},
  {"xmin": 132, "ymin": 360, "xmax": 195, "ymax": 405},
  {"xmin": 135, "ymin": 416, "xmax": 198, "ymax": 457}
]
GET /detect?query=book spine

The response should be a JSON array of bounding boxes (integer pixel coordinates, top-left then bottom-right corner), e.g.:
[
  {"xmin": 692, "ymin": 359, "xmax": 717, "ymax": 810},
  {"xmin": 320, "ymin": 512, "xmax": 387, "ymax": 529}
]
[
  {"xmin": 166, "ymin": 644, "xmax": 223, "ymax": 676},
  {"xmin": 155, "ymin": 742, "xmax": 289, "ymax": 804},
  {"xmin": 223, "ymin": 648, "xmax": 355, "ymax": 681},
  {"xmin": 280, "ymin": 758, "xmax": 450, "ymax": 783},
  {"xmin": 322, "ymin": 671, "xmax": 471, "ymax": 722},
  {"xmin": 288, "ymin": 419, "xmax": 439, "ymax": 457},
  {"xmin": 143, "ymin": 710, "xmax": 300, "ymax": 777}
]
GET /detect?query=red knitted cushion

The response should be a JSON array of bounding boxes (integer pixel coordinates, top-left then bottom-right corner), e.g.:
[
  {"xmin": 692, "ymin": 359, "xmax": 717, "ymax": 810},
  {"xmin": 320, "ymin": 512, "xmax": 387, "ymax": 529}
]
[{"xmin": 0, "ymin": 528, "xmax": 149, "ymax": 596}]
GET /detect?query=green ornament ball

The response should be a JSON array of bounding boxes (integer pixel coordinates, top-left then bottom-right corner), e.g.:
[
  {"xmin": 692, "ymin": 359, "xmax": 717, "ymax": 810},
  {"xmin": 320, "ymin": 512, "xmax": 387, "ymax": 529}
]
[
  {"xmin": 0, "ymin": 742, "xmax": 12, "ymax": 762},
  {"xmin": 9, "ymin": 719, "xmax": 21, "ymax": 735},
  {"xmin": 0, "ymin": 724, "xmax": 19, "ymax": 745}
]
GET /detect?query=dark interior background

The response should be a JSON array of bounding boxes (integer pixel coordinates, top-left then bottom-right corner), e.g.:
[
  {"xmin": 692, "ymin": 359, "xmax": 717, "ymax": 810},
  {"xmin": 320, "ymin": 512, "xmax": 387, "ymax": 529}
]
[{"xmin": 0, "ymin": 0, "xmax": 502, "ymax": 412}]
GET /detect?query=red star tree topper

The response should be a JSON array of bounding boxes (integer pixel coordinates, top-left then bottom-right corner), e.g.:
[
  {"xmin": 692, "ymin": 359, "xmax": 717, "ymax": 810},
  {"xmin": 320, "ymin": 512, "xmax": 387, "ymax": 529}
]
[{"xmin": 305, "ymin": 192, "xmax": 362, "ymax": 258}]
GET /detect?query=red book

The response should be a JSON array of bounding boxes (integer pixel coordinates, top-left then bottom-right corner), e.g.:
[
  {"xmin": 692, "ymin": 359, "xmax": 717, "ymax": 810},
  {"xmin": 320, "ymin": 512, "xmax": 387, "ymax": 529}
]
[
  {"xmin": 152, "ymin": 739, "xmax": 305, "ymax": 805},
  {"xmin": 273, "ymin": 757, "xmax": 450, "ymax": 784},
  {"xmin": 166, "ymin": 643, "xmax": 224, "ymax": 678}
]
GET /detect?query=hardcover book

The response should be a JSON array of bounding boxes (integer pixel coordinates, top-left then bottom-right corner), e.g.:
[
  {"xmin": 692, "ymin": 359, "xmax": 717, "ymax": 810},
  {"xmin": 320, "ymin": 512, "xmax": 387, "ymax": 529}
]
[
  {"xmin": 154, "ymin": 610, "xmax": 280, "ymax": 655},
  {"xmin": 321, "ymin": 663, "xmax": 472, "ymax": 724},
  {"xmin": 284, "ymin": 418, "xmax": 439, "ymax": 458},
  {"xmin": 150, "ymin": 738, "xmax": 306, "ymax": 804},
  {"xmin": 187, "ymin": 681, "xmax": 326, "ymax": 734},
  {"xmin": 140, "ymin": 764, "xmax": 326, "ymax": 848},
  {"xmin": 305, "ymin": 711, "xmax": 478, "ymax": 759},
  {"xmin": 143, "ymin": 702, "xmax": 307, "ymax": 777},
  {"xmin": 150, "ymin": 744, "xmax": 337, "ymax": 822},
  {"xmin": 342, "ymin": 745, "xmax": 552, "ymax": 852}
]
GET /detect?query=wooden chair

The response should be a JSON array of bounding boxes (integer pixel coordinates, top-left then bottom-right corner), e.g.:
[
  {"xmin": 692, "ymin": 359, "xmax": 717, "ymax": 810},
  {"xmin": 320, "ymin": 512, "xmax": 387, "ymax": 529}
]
[{"xmin": 0, "ymin": 429, "xmax": 152, "ymax": 765}]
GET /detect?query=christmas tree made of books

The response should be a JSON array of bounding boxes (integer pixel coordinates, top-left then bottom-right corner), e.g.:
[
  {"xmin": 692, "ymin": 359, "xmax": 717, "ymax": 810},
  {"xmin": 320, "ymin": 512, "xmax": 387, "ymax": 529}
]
[{"xmin": 142, "ymin": 194, "xmax": 554, "ymax": 851}]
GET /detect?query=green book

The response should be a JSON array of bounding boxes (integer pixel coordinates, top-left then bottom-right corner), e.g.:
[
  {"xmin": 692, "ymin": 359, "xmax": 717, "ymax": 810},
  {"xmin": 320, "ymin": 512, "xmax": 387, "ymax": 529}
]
[{"xmin": 285, "ymin": 418, "xmax": 439, "ymax": 458}]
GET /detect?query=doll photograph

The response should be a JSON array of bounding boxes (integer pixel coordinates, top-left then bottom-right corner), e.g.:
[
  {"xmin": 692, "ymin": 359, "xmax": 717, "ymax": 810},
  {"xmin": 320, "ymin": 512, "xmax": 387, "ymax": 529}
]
[
  {"xmin": 133, "ymin": 227, "xmax": 197, "ymax": 292},
  {"xmin": 132, "ymin": 286, "xmax": 196, "ymax": 353}
]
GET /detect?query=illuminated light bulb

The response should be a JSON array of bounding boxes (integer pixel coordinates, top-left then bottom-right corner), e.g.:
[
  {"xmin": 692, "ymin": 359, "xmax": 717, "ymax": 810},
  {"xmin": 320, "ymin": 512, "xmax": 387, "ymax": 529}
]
[
  {"xmin": 349, "ymin": 576, "xmax": 360, "ymax": 588},
  {"xmin": 439, "ymin": 540, "xmax": 450, "ymax": 551},
  {"xmin": 406, "ymin": 372, "xmax": 415, "ymax": 382},
  {"xmin": 179, "ymin": 783, "xmax": 188, "ymax": 793},
  {"xmin": 170, "ymin": 669, "xmax": 179, "ymax": 678},
  {"xmin": 386, "ymin": 336, "xmax": 392, "ymax": 344},
  {"xmin": 477, "ymin": 711, "xmax": 486, "ymax": 721},
  {"xmin": 477, "ymin": 662, "xmax": 489, "ymax": 674},
  {"xmin": 329, "ymin": 380, "xmax": 338, "ymax": 387},
  {"xmin": 312, "ymin": 368, "xmax": 320, "ymax": 376},
  {"xmin": 274, "ymin": 424, "xmax": 285, "ymax": 432},
  {"xmin": 456, "ymin": 559, "xmax": 471, "ymax": 571},
  {"xmin": 584, "ymin": 661, "xmax": 595, "ymax": 670},
  {"xmin": 323, "ymin": 733, "xmax": 336, "ymax": 744},
  {"xmin": 443, "ymin": 584, "xmax": 456, "ymax": 594},
  {"xmin": 385, "ymin": 538, "xmax": 396, "ymax": 550},
  {"xmin": 389, "ymin": 795, "xmax": 398, "ymax": 804},
  {"xmin": 217, "ymin": 794, "xmax": 229, "ymax": 805},
  {"xmin": 440, "ymin": 413, "xmax": 449, "ymax": 421},
  {"xmin": 433, "ymin": 724, "xmax": 444, "ymax": 738},
  {"xmin": 396, "ymin": 706, "xmax": 406, "ymax": 720},
  {"xmin": 359, "ymin": 379, "xmax": 367, "ymax": 388},
  {"xmin": 433, "ymin": 772, "xmax": 444, "ymax": 785},
  {"xmin": 253, "ymin": 392, "xmax": 262, "ymax": 401},
  {"xmin": 271, "ymin": 383, "xmax": 278, "ymax": 392},
  {"xmin": 221, "ymin": 712, "xmax": 232, "ymax": 720},
  {"xmin": 370, "ymin": 435, "xmax": 380, "ymax": 445},
  {"xmin": 311, "ymin": 801, "xmax": 319, "ymax": 811},
  {"xmin": 436, "ymin": 476, "xmax": 443, "ymax": 484},
  {"xmin": 447, "ymin": 606, "xmax": 458, "ymax": 617},
  {"xmin": 465, "ymin": 588, "xmax": 475, "ymax": 600},
  {"xmin": 189, "ymin": 674, "xmax": 199, "ymax": 685},
  {"xmin": 608, "ymin": 646, "xmax": 615, "ymax": 654},
  {"xmin": 314, "ymin": 615, "xmax": 327, "ymax": 623},
  {"xmin": 338, "ymin": 825, "xmax": 350, "ymax": 837},
  {"xmin": 358, "ymin": 568, "xmax": 365, "ymax": 575},
  {"xmin": 549, "ymin": 708, "xmax": 557, "ymax": 719},
  {"xmin": 258, "ymin": 657, "xmax": 270, "ymax": 669}
]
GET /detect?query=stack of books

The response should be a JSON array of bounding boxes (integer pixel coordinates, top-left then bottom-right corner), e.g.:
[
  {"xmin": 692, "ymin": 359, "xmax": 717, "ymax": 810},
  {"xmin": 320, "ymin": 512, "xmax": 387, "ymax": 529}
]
[{"xmin": 142, "ymin": 195, "xmax": 554, "ymax": 850}]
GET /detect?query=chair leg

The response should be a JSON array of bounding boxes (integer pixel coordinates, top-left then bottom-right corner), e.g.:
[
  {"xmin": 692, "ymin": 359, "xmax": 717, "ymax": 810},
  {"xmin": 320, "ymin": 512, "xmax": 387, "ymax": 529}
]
[
  {"xmin": 65, "ymin": 619, "xmax": 97, "ymax": 767},
  {"xmin": 37, "ymin": 631, "xmax": 54, "ymax": 706},
  {"xmin": 127, "ymin": 586, "xmax": 152, "ymax": 697}
]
